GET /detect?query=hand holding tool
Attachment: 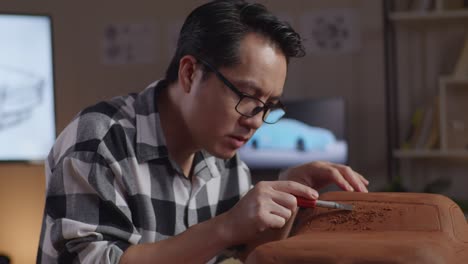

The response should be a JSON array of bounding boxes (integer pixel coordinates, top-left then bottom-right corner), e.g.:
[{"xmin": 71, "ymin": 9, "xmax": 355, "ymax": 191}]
[{"xmin": 295, "ymin": 196, "xmax": 353, "ymax": 211}]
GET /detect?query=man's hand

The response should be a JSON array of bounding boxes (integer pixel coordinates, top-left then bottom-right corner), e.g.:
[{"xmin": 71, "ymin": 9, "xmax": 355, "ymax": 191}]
[
  {"xmin": 219, "ymin": 180, "xmax": 318, "ymax": 245},
  {"xmin": 279, "ymin": 161, "xmax": 369, "ymax": 193}
]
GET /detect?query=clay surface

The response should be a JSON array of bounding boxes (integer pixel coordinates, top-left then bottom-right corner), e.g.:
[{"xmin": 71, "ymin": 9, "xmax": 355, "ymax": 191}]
[{"xmin": 245, "ymin": 192, "xmax": 468, "ymax": 264}]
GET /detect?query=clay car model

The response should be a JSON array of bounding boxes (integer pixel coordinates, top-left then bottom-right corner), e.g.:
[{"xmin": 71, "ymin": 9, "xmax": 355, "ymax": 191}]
[{"xmin": 245, "ymin": 192, "xmax": 468, "ymax": 264}]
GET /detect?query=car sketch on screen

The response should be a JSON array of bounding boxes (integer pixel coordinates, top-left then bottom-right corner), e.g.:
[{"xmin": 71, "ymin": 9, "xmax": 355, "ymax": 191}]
[
  {"xmin": 0, "ymin": 66, "xmax": 45, "ymax": 130},
  {"xmin": 0, "ymin": 14, "xmax": 55, "ymax": 162},
  {"xmin": 238, "ymin": 118, "xmax": 347, "ymax": 169}
]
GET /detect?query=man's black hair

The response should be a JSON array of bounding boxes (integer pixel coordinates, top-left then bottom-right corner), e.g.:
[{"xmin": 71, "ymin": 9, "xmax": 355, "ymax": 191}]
[{"xmin": 165, "ymin": 0, "xmax": 305, "ymax": 84}]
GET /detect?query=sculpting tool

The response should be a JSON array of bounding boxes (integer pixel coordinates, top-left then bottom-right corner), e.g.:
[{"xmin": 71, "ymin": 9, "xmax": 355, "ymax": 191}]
[{"xmin": 296, "ymin": 196, "xmax": 353, "ymax": 211}]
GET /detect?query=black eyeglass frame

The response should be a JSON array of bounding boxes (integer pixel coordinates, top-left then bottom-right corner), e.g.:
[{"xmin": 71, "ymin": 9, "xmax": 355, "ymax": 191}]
[{"xmin": 195, "ymin": 57, "xmax": 286, "ymax": 124}]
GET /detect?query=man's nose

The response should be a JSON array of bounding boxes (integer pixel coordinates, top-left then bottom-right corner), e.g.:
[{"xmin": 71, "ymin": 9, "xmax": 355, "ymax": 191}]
[{"xmin": 240, "ymin": 111, "xmax": 264, "ymax": 129}]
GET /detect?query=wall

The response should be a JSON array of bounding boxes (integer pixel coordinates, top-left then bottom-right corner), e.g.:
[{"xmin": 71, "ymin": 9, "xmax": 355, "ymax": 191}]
[
  {"xmin": 0, "ymin": 164, "xmax": 44, "ymax": 263},
  {"xmin": 0, "ymin": 1, "xmax": 386, "ymax": 263}
]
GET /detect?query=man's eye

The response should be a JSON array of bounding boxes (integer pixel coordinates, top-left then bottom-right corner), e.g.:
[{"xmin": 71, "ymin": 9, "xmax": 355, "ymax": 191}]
[
  {"xmin": 252, "ymin": 106, "xmax": 264, "ymax": 114},
  {"xmin": 266, "ymin": 101, "xmax": 280, "ymax": 107},
  {"xmin": 239, "ymin": 89, "xmax": 256, "ymax": 97}
]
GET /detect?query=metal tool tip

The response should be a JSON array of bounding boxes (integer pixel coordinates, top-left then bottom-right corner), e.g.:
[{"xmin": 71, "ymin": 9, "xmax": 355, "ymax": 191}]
[{"xmin": 338, "ymin": 203, "xmax": 353, "ymax": 211}]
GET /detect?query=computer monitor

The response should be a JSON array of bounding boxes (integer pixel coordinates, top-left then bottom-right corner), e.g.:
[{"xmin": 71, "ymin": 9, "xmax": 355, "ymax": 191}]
[
  {"xmin": 0, "ymin": 13, "xmax": 56, "ymax": 162},
  {"xmin": 238, "ymin": 97, "xmax": 348, "ymax": 169}
]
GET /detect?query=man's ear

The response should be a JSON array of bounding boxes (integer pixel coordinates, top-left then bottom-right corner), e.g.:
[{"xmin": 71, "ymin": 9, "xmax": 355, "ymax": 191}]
[{"xmin": 178, "ymin": 55, "xmax": 198, "ymax": 93}]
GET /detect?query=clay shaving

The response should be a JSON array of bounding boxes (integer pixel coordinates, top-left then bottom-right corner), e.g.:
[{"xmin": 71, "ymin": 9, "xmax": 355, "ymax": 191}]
[{"xmin": 312, "ymin": 202, "xmax": 395, "ymax": 231}]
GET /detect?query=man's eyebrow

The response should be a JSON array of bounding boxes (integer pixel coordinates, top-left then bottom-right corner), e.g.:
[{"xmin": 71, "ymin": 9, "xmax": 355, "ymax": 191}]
[{"xmin": 232, "ymin": 79, "xmax": 282, "ymax": 100}]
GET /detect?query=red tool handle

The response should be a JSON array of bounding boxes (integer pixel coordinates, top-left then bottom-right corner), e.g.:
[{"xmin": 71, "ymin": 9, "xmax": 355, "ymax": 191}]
[{"xmin": 295, "ymin": 196, "xmax": 317, "ymax": 208}]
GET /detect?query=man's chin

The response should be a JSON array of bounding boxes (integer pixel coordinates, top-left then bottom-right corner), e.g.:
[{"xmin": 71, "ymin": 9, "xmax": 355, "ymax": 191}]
[{"xmin": 207, "ymin": 148, "xmax": 237, "ymax": 160}]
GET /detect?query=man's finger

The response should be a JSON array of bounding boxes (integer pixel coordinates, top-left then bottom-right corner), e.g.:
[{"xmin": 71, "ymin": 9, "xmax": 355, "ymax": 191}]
[
  {"xmin": 336, "ymin": 165, "xmax": 368, "ymax": 192},
  {"xmin": 359, "ymin": 173, "xmax": 370, "ymax": 185},
  {"xmin": 267, "ymin": 214, "xmax": 287, "ymax": 229},
  {"xmin": 271, "ymin": 180, "xmax": 318, "ymax": 200},
  {"xmin": 327, "ymin": 167, "xmax": 354, "ymax": 192},
  {"xmin": 268, "ymin": 201, "xmax": 293, "ymax": 221},
  {"xmin": 271, "ymin": 190, "xmax": 297, "ymax": 210}
]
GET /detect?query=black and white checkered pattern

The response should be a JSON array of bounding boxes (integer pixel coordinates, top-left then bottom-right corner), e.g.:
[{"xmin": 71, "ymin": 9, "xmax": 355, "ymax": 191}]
[{"xmin": 37, "ymin": 80, "xmax": 252, "ymax": 263}]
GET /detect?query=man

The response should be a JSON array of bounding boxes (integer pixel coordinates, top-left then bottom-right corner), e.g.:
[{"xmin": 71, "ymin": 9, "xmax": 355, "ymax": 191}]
[{"xmin": 37, "ymin": 1, "xmax": 369, "ymax": 263}]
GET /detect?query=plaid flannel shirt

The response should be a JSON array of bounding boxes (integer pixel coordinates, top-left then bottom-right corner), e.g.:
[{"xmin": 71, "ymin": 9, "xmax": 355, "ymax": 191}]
[{"xmin": 37, "ymin": 80, "xmax": 252, "ymax": 263}]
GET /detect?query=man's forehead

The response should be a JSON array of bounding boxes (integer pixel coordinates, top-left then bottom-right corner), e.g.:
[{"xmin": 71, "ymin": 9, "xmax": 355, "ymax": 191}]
[{"xmin": 231, "ymin": 79, "xmax": 283, "ymax": 100}]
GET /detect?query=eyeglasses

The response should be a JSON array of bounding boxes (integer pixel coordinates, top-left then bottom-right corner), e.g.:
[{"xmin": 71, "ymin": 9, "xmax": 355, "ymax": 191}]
[{"xmin": 195, "ymin": 57, "xmax": 286, "ymax": 124}]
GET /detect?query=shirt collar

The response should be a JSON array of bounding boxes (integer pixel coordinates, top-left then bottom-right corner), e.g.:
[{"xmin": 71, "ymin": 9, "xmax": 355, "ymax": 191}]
[
  {"xmin": 193, "ymin": 150, "xmax": 222, "ymax": 181},
  {"xmin": 135, "ymin": 80, "xmax": 169, "ymax": 162},
  {"xmin": 134, "ymin": 80, "xmax": 221, "ymax": 181}
]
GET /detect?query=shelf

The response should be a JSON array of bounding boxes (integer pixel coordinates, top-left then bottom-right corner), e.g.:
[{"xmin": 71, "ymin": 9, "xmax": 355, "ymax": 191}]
[
  {"xmin": 440, "ymin": 76, "xmax": 468, "ymax": 84},
  {"xmin": 394, "ymin": 149, "xmax": 468, "ymax": 159},
  {"xmin": 390, "ymin": 10, "xmax": 468, "ymax": 25}
]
